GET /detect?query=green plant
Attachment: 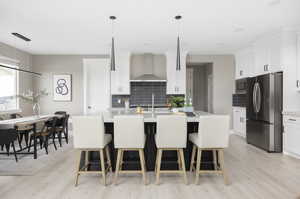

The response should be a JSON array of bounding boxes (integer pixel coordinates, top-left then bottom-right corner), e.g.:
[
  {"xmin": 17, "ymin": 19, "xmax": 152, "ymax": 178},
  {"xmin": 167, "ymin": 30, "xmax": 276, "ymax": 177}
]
[{"xmin": 169, "ymin": 96, "xmax": 185, "ymax": 108}]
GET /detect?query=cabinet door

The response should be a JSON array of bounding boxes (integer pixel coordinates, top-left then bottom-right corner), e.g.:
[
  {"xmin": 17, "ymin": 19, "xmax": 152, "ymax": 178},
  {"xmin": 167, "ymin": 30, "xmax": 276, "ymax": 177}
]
[
  {"xmin": 233, "ymin": 108, "xmax": 240, "ymax": 132},
  {"xmin": 254, "ymin": 39, "xmax": 269, "ymax": 75},
  {"xmin": 239, "ymin": 108, "xmax": 246, "ymax": 137},
  {"xmin": 166, "ymin": 51, "xmax": 186, "ymax": 95},
  {"xmin": 297, "ymin": 33, "xmax": 300, "ymax": 90},
  {"xmin": 235, "ymin": 52, "xmax": 243, "ymax": 79},
  {"xmin": 111, "ymin": 52, "xmax": 130, "ymax": 95},
  {"xmin": 268, "ymin": 35, "xmax": 281, "ymax": 72},
  {"xmin": 284, "ymin": 122, "xmax": 300, "ymax": 156}
]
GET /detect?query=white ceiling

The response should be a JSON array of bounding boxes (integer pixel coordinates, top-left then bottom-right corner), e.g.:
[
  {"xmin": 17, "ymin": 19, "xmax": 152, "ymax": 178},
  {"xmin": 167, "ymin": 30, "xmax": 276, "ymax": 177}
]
[{"xmin": 0, "ymin": 0, "xmax": 299, "ymax": 55}]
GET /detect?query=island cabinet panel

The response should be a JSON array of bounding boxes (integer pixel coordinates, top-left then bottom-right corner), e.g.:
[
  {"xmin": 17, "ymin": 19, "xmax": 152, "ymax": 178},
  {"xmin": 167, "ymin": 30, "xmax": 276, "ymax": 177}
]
[{"xmin": 81, "ymin": 122, "xmax": 215, "ymax": 171}]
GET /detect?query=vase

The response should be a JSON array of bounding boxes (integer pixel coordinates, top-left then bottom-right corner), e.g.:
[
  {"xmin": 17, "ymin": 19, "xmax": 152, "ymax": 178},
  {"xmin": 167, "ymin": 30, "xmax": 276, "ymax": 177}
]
[{"xmin": 33, "ymin": 103, "xmax": 40, "ymax": 117}]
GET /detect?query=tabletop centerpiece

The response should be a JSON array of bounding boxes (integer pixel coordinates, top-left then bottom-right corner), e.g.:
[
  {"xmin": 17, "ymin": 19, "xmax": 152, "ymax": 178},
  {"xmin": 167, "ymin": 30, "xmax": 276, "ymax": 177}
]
[{"xmin": 17, "ymin": 89, "xmax": 48, "ymax": 116}]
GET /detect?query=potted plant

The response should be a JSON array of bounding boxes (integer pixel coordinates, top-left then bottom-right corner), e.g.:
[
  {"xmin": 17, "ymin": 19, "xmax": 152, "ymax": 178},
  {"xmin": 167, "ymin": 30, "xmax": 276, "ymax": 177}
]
[
  {"xmin": 168, "ymin": 96, "xmax": 185, "ymax": 112},
  {"xmin": 17, "ymin": 89, "xmax": 48, "ymax": 116}
]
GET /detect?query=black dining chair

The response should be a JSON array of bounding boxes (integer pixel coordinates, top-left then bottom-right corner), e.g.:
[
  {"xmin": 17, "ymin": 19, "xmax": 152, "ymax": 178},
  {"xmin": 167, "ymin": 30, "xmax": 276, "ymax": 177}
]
[
  {"xmin": 0, "ymin": 128, "xmax": 18, "ymax": 162},
  {"xmin": 28, "ymin": 117, "xmax": 58, "ymax": 154},
  {"xmin": 11, "ymin": 114, "xmax": 34, "ymax": 150},
  {"xmin": 55, "ymin": 114, "xmax": 70, "ymax": 146}
]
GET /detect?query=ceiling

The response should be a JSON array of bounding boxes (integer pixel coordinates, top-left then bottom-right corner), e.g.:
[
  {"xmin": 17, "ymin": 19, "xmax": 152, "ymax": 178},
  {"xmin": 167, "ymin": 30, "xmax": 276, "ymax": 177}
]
[{"xmin": 0, "ymin": 0, "xmax": 299, "ymax": 55}]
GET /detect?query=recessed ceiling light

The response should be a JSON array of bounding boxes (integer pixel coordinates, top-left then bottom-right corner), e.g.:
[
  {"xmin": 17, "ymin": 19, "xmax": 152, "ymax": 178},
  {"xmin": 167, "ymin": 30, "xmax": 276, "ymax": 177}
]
[
  {"xmin": 233, "ymin": 27, "xmax": 245, "ymax": 33},
  {"xmin": 267, "ymin": 0, "xmax": 280, "ymax": 6}
]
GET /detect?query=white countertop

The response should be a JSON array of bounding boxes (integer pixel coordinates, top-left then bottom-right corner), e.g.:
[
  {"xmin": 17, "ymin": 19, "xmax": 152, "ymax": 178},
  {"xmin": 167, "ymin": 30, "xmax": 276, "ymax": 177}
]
[{"xmin": 101, "ymin": 109, "xmax": 211, "ymax": 123}]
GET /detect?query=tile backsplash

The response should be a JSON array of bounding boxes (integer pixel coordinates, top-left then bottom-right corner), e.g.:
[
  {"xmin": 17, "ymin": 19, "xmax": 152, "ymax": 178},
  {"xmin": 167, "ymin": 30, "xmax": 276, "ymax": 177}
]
[{"xmin": 130, "ymin": 82, "xmax": 167, "ymax": 106}]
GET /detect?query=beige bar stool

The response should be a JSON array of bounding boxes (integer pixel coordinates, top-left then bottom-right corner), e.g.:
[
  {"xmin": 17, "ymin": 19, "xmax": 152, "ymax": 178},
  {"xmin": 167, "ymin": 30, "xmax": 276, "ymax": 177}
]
[
  {"xmin": 72, "ymin": 115, "xmax": 112, "ymax": 186},
  {"xmin": 114, "ymin": 115, "xmax": 147, "ymax": 185},
  {"xmin": 155, "ymin": 115, "xmax": 188, "ymax": 184},
  {"xmin": 189, "ymin": 115, "xmax": 230, "ymax": 185}
]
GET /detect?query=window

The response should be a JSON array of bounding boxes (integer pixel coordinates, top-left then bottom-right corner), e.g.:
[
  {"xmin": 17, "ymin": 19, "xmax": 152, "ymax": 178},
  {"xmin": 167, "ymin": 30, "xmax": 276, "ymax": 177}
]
[{"xmin": 0, "ymin": 65, "xmax": 19, "ymax": 111}]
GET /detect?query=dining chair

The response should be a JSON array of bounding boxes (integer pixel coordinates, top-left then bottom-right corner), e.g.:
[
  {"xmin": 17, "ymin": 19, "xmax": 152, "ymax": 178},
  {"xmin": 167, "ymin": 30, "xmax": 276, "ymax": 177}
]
[
  {"xmin": 73, "ymin": 115, "xmax": 112, "ymax": 186},
  {"xmin": 155, "ymin": 114, "xmax": 188, "ymax": 184},
  {"xmin": 189, "ymin": 115, "xmax": 230, "ymax": 185},
  {"xmin": 55, "ymin": 114, "xmax": 69, "ymax": 146},
  {"xmin": 28, "ymin": 117, "xmax": 58, "ymax": 154},
  {"xmin": 12, "ymin": 114, "xmax": 34, "ymax": 150},
  {"xmin": 113, "ymin": 115, "xmax": 147, "ymax": 185},
  {"xmin": 0, "ymin": 127, "xmax": 19, "ymax": 162}
]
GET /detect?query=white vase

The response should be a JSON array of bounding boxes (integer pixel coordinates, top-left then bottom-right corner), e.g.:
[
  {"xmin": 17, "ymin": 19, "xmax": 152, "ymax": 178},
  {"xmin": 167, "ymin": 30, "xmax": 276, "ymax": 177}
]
[{"xmin": 33, "ymin": 103, "xmax": 40, "ymax": 116}]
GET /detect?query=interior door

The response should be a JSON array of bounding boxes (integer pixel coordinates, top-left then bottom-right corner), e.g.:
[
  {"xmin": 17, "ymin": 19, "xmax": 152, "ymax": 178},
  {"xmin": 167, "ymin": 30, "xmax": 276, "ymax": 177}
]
[{"xmin": 83, "ymin": 58, "xmax": 110, "ymax": 114}]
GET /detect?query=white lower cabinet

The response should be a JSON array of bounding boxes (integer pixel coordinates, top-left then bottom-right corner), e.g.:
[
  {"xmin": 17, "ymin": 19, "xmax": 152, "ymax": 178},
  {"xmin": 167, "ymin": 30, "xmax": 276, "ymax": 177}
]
[
  {"xmin": 283, "ymin": 116, "xmax": 300, "ymax": 158},
  {"xmin": 232, "ymin": 107, "xmax": 246, "ymax": 138}
]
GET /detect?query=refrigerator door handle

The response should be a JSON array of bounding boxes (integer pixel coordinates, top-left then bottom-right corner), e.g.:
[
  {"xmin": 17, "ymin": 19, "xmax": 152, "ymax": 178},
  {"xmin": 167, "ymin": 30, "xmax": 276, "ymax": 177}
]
[
  {"xmin": 253, "ymin": 83, "xmax": 258, "ymax": 113},
  {"xmin": 256, "ymin": 83, "xmax": 262, "ymax": 113}
]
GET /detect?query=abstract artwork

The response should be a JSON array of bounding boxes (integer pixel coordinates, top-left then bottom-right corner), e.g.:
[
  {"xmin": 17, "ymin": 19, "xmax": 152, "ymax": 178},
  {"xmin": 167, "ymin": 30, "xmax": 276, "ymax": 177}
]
[{"xmin": 53, "ymin": 74, "xmax": 72, "ymax": 101}]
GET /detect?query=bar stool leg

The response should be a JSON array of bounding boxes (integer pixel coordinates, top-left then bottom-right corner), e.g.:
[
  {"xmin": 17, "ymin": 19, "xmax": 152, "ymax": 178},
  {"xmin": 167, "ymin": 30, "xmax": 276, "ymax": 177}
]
[
  {"xmin": 139, "ymin": 149, "xmax": 147, "ymax": 185},
  {"xmin": 213, "ymin": 150, "xmax": 217, "ymax": 170},
  {"xmin": 195, "ymin": 148, "xmax": 202, "ymax": 185},
  {"xmin": 177, "ymin": 150, "xmax": 182, "ymax": 170},
  {"xmin": 75, "ymin": 150, "xmax": 82, "ymax": 186},
  {"xmin": 155, "ymin": 149, "xmax": 162, "ymax": 185},
  {"xmin": 218, "ymin": 149, "xmax": 229, "ymax": 185},
  {"xmin": 179, "ymin": 149, "xmax": 187, "ymax": 184},
  {"xmin": 100, "ymin": 149, "xmax": 106, "ymax": 186},
  {"xmin": 85, "ymin": 150, "xmax": 89, "ymax": 171},
  {"xmin": 119, "ymin": 150, "xmax": 124, "ymax": 171},
  {"xmin": 190, "ymin": 145, "xmax": 196, "ymax": 172},
  {"xmin": 114, "ymin": 149, "xmax": 122, "ymax": 184},
  {"xmin": 154, "ymin": 149, "xmax": 159, "ymax": 174},
  {"xmin": 105, "ymin": 146, "xmax": 113, "ymax": 173}
]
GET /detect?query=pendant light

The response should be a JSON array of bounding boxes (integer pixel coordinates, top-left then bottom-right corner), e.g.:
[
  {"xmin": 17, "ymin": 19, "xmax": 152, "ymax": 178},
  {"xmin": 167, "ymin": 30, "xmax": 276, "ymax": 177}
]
[
  {"xmin": 175, "ymin": 15, "xmax": 182, "ymax": 71},
  {"xmin": 110, "ymin": 16, "xmax": 116, "ymax": 71}
]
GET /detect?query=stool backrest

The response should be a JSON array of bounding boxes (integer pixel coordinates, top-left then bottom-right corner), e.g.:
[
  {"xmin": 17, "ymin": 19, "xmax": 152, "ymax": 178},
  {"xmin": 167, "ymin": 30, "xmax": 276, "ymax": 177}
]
[
  {"xmin": 198, "ymin": 115, "xmax": 230, "ymax": 148},
  {"xmin": 114, "ymin": 115, "xmax": 144, "ymax": 148},
  {"xmin": 156, "ymin": 115, "xmax": 187, "ymax": 148},
  {"xmin": 72, "ymin": 115, "xmax": 105, "ymax": 149}
]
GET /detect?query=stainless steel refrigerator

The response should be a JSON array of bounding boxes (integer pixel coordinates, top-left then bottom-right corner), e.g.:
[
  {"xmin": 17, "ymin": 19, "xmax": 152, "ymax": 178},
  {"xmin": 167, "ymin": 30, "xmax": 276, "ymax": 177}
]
[{"xmin": 246, "ymin": 72, "xmax": 283, "ymax": 152}]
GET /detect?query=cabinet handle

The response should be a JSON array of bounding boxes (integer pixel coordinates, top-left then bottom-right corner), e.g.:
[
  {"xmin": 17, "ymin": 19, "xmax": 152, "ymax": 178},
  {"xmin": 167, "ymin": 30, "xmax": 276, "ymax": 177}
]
[
  {"xmin": 297, "ymin": 80, "xmax": 300, "ymax": 88},
  {"xmin": 288, "ymin": 118, "xmax": 297, "ymax": 121},
  {"xmin": 263, "ymin": 65, "xmax": 266, "ymax": 71},
  {"xmin": 240, "ymin": 70, "xmax": 243, "ymax": 76},
  {"xmin": 266, "ymin": 64, "xmax": 269, "ymax": 71}
]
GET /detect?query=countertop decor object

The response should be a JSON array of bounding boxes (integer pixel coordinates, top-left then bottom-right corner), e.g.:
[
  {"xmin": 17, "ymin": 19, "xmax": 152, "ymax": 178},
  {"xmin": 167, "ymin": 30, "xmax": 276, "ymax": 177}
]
[{"xmin": 17, "ymin": 89, "xmax": 48, "ymax": 116}]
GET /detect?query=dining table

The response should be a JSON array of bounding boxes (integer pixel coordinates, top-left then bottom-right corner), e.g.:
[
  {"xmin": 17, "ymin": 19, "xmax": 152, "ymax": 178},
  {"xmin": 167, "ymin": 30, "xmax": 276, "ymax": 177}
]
[{"xmin": 0, "ymin": 114, "xmax": 61, "ymax": 159}]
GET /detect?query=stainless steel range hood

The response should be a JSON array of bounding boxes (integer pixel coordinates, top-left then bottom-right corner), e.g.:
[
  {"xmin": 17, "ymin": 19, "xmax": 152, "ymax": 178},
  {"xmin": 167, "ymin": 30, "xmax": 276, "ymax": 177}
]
[{"xmin": 130, "ymin": 53, "xmax": 166, "ymax": 82}]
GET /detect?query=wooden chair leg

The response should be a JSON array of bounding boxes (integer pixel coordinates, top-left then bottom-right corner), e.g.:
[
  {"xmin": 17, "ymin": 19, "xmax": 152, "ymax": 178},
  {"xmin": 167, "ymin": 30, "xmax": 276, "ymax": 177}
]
[
  {"xmin": 105, "ymin": 146, "xmax": 113, "ymax": 173},
  {"xmin": 195, "ymin": 148, "xmax": 202, "ymax": 185},
  {"xmin": 154, "ymin": 149, "xmax": 159, "ymax": 174},
  {"xmin": 85, "ymin": 151, "xmax": 89, "ymax": 171},
  {"xmin": 155, "ymin": 149, "xmax": 162, "ymax": 185},
  {"xmin": 218, "ymin": 149, "xmax": 229, "ymax": 185},
  {"xmin": 52, "ymin": 134, "xmax": 57, "ymax": 150},
  {"xmin": 179, "ymin": 149, "xmax": 187, "ymax": 184},
  {"xmin": 114, "ymin": 149, "xmax": 122, "ymax": 184},
  {"xmin": 11, "ymin": 141, "xmax": 18, "ymax": 162},
  {"xmin": 213, "ymin": 150, "xmax": 218, "ymax": 170},
  {"xmin": 139, "ymin": 149, "xmax": 147, "ymax": 185},
  {"xmin": 100, "ymin": 149, "xmax": 106, "ymax": 186},
  {"xmin": 177, "ymin": 150, "xmax": 182, "ymax": 170},
  {"xmin": 190, "ymin": 145, "xmax": 196, "ymax": 172},
  {"xmin": 75, "ymin": 150, "xmax": 82, "ymax": 186},
  {"xmin": 58, "ymin": 132, "xmax": 62, "ymax": 147}
]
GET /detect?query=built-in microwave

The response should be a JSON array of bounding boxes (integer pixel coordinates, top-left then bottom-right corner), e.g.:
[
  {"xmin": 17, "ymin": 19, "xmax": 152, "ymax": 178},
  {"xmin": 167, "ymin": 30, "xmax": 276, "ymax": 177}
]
[{"xmin": 235, "ymin": 78, "xmax": 249, "ymax": 94}]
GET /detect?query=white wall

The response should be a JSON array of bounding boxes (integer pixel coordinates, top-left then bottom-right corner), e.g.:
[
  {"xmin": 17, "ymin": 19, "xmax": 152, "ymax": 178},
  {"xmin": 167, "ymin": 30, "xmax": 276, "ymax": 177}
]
[
  {"xmin": 0, "ymin": 42, "xmax": 33, "ymax": 116},
  {"xmin": 187, "ymin": 55, "xmax": 235, "ymax": 125},
  {"xmin": 32, "ymin": 55, "xmax": 108, "ymax": 115}
]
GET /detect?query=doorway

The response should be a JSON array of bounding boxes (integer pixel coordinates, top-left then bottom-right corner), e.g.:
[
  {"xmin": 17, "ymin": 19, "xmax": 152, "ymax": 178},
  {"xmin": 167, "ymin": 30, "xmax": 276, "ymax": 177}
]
[
  {"xmin": 186, "ymin": 63, "xmax": 213, "ymax": 112},
  {"xmin": 83, "ymin": 58, "xmax": 110, "ymax": 114}
]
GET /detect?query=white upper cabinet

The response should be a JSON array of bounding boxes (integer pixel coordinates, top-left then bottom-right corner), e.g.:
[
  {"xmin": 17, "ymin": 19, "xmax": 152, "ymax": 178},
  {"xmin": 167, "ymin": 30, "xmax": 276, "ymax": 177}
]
[
  {"xmin": 253, "ymin": 33, "xmax": 282, "ymax": 75},
  {"xmin": 111, "ymin": 52, "xmax": 130, "ymax": 95},
  {"xmin": 235, "ymin": 46, "xmax": 254, "ymax": 79},
  {"xmin": 297, "ymin": 32, "xmax": 300, "ymax": 90},
  {"xmin": 166, "ymin": 51, "xmax": 187, "ymax": 95}
]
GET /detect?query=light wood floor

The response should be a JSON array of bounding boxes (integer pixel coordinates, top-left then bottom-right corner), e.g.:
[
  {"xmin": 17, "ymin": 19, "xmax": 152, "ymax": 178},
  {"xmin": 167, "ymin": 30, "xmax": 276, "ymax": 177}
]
[{"xmin": 0, "ymin": 135, "xmax": 300, "ymax": 199}]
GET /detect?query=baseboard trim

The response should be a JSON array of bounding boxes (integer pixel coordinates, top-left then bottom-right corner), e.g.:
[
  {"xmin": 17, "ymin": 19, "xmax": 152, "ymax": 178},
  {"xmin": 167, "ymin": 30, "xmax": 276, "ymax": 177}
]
[{"xmin": 283, "ymin": 150, "xmax": 300, "ymax": 159}]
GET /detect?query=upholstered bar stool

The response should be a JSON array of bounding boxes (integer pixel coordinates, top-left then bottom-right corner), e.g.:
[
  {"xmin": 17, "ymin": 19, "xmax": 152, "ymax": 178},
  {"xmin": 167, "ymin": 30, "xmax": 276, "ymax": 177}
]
[
  {"xmin": 72, "ymin": 115, "xmax": 112, "ymax": 186},
  {"xmin": 114, "ymin": 115, "xmax": 147, "ymax": 185},
  {"xmin": 155, "ymin": 115, "xmax": 187, "ymax": 184},
  {"xmin": 189, "ymin": 115, "xmax": 230, "ymax": 185}
]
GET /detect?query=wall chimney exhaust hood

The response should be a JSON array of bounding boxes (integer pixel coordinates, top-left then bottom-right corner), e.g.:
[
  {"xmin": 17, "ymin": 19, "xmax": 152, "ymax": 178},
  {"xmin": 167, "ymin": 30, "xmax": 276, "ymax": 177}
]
[{"xmin": 130, "ymin": 53, "xmax": 166, "ymax": 82}]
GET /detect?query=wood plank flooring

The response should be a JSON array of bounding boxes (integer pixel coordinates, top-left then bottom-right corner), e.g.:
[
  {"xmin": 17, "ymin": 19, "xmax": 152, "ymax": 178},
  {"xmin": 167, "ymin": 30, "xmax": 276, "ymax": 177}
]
[{"xmin": 0, "ymin": 135, "xmax": 300, "ymax": 199}]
